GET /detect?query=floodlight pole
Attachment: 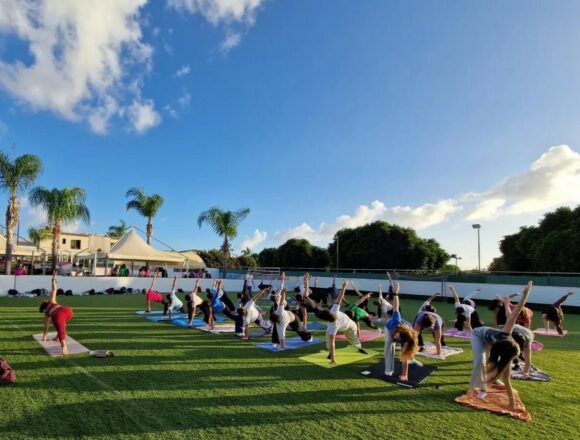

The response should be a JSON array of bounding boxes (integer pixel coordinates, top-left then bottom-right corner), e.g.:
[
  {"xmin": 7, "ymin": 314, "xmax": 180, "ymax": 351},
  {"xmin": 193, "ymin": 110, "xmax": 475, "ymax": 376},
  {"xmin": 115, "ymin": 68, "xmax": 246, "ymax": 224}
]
[
  {"xmin": 336, "ymin": 235, "xmax": 339, "ymax": 271},
  {"xmin": 472, "ymin": 224, "xmax": 481, "ymax": 271}
]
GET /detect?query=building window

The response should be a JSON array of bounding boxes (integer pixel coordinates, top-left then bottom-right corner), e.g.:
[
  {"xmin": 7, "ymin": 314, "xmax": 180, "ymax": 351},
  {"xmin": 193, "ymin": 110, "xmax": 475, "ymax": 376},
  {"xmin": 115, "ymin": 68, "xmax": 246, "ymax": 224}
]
[
  {"xmin": 62, "ymin": 238, "xmax": 67, "ymax": 244},
  {"xmin": 71, "ymin": 239, "xmax": 81, "ymax": 250}
]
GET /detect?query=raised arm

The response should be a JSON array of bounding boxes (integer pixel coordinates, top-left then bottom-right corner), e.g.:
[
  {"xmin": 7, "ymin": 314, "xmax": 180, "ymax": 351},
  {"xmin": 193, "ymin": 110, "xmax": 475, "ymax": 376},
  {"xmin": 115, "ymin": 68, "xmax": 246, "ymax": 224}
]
[
  {"xmin": 171, "ymin": 276, "xmax": 177, "ymax": 292},
  {"xmin": 354, "ymin": 292, "xmax": 372, "ymax": 307},
  {"xmin": 149, "ymin": 270, "xmax": 158, "ymax": 291},
  {"xmin": 252, "ymin": 288, "xmax": 270, "ymax": 303},
  {"xmin": 313, "ymin": 276, "xmax": 318, "ymax": 289},
  {"xmin": 552, "ymin": 292, "xmax": 574, "ymax": 308},
  {"xmin": 448, "ymin": 285, "xmax": 460, "ymax": 303},
  {"xmin": 280, "ymin": 272, "xmax": 285, "ymax": 291},
  {"xmin": 334, "ymin": 280, "xmax": 349, "ymax": 305},
  {"xmin": 351, "ymin": 281, "xmax": 363, "ymax": 297},
  {"xmin": 193, "ymin": 278, "xmax": 200, "ymax": 294},
  {"xmin": 49, "ymin": 270, "xmax": 58, "ymax": 304},
  {"xmin": 504, "ymin": 282, "xmax": 532, "ymax": 333},
  {"xmin": 425, "ymin": 292, "xmax": 441, "ymax": 303},
  {"xmin": 391, "ymin": 283, "xmax": 401, "ymax": 312},
  {"xmin": 386, "ymin": 272, "xmax": 394, "ymax": 287}
]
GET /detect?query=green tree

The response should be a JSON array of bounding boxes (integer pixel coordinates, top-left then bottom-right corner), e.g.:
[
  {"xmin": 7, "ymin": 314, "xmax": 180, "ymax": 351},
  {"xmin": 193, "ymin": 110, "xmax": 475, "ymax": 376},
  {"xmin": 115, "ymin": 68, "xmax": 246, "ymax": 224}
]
[
  {"xmin": 107, "ymin": 219, "xmax": 127, "ymax": 238},
  {"xmin": 258, "ymin": 247, "xmax": 278, "ymax": 267},
  {"xmin": 28, "ymin": 187, "xmax": 90, "ymax": 270},
  {"xmin": 196, "ymin": 206, "xmax": 250, "ymax": 270},
  {"xmin": 126, "ymin": 187, "xmax": 164, "ymax": 245},
  {"xmin": 0, "ymin": 153, "xmax": 43, "ymax": 274},
  {"xmin": 28, "ymin": 226, "xmax": 52, "ymax": 248},
  {"xmin": 328, "ymin": 221, "xmax": 448, "ymax": 270},
  {"xmin": 275, "ymin": 238, "xmax": 329, "ymax": 269}
]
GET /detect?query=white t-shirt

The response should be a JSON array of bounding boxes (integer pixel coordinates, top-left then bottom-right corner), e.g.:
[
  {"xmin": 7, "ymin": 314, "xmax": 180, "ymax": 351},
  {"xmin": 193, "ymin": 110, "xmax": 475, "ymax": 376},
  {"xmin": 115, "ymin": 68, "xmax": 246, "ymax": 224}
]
[
  {"xmin": 245, "ymin": 273, "xmax": 254, "ymax": 286},
  {"xmin": 327, "ymin": 304, "xmax": 353, "ymax": 335},
  {"xmin": 243, "ymin": 300, "xmax": 260, "ymax": 325},
  {"xmin": 170, "ymin": 291, "xmax": 183, "ymax": 310},
  {"xmin": 455, "ymin": 302, "xmax": 474, "ymax": 318}
]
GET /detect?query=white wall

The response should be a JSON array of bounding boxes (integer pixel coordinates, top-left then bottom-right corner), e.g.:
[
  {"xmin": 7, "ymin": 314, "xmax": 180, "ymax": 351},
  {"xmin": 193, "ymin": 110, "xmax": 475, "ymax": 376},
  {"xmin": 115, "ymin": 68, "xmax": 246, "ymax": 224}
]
[{"xmin": 1, "ymin": 275, "xmax": 578, "ymax": 307}]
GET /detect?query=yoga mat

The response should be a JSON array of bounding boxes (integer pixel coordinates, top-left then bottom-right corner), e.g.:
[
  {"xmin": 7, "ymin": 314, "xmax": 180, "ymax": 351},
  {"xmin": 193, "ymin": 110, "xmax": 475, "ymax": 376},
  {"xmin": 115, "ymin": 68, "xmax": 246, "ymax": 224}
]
[
  {"xmin": 307, "ymin": 322, "xmax": 327, "ymax": 331},
  {"xmin": 236, "ymin": 330, "xmax": 267, "ymax": 339},
  {"xmin": 33, "ymin": 333, "xmax": 89, "ymax": 357},
  {"xmin": 361, "ymin": 360, "xmax": 437, "ymax": 388},
  {"xmin": 455, "ymin": 385, "xmax": 531, "ymax": 421},
  {"xmin": 531, "ymin": 341, "xmax": 544, "ymax": 352},
  {"xmin": 415, "ymin": 343, "xmax": 463, "ymax": 360},
  {"xmin": 256, "ymin": 337, "xmax": 323, "ymax": 352},
  {"xmin": 511, "ymin": 365, "xmax": 551, "ymax": 382},
  {"xmin": 171, "ymin": 317, "xmax": 225, "ymax": 328},
  {"xmin": 146, "ymin": 313, "xmax": 188, "ymax": 322},
  {"xmin": 336, "ymin": 329, "xmax": 383, "ymax": 343},
  {"xmin": 199, "ymin": 324, "xmax": 237, "ymax": 334},
  {"xmin": 533, "ymin": 328, "xmax": 568, "ymax": 337},
  {"xmin": 135, "ymin": 310, "xmax": 164, "ymax": 315},
  {"xmin": 299, "ymin": 345, "xmax": 378, "ymax": 368},
  {"xmin": 442, "ymin": 328, "xmax": 471, "ymax": 339}
]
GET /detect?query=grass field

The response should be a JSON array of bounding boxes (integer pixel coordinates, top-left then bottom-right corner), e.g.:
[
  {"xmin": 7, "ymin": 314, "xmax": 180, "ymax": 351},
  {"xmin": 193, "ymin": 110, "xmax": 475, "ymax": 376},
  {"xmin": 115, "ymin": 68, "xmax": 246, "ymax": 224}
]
[{"xmin": 1, "ymin": 294, "xmax": 579, "ymax": 440}]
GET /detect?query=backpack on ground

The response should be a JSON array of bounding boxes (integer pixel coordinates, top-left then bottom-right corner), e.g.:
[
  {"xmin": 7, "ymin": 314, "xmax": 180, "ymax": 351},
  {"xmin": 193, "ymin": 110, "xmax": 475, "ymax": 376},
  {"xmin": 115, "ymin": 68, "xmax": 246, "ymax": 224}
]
[{"xmin": 0, "ymin": 357, "xmax": 16, "ymax": 385}]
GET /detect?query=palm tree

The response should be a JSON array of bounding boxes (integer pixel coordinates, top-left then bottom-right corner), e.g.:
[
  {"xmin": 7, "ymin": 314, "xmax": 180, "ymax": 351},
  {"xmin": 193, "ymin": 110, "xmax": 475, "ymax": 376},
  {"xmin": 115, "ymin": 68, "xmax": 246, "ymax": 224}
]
[
  {"xmin": 197, "ymin": 206, "xmax": 250, "ymax": 270},
  {"xmin": 28, "ymin": 187, "xmax": 90, "ymax": 270},
  {"xmin": 28, "ymin": 226, "xmax": 52, "ymax": 249},
  {"xmin": 107, "ymin": 220, "xmax": 127, "ymax": 238},
  {"xmin": 0, "ymin": 153, "xmax": 43, "ymax": 274},
  {"xmin": 125, "ymin": 187, "xmax": 164, "ymax": 245}
]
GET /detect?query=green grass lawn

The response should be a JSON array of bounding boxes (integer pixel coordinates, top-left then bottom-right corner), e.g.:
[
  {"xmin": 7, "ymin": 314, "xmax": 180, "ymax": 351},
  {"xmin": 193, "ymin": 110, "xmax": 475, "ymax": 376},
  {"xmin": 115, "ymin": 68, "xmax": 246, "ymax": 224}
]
[{"xmin": 1, "ymin": 294, "xmax": 579, "ymax": 440}]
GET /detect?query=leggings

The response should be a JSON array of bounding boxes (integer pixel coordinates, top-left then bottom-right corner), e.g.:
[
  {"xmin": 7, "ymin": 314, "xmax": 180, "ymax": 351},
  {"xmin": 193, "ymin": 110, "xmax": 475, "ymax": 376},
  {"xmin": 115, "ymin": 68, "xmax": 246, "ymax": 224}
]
[
  {"xmin": 417, "ymin": 329, "xmax": 446, "ymax": 347},
  {"xmin": 51, "ymin": 307, "xmax": 73, "ymax": 342}
]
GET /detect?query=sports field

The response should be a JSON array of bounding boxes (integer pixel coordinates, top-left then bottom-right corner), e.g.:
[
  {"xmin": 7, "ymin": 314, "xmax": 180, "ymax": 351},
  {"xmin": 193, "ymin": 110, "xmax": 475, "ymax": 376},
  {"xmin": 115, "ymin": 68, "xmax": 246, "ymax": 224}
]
[{"xmin": 0, "ymin": 294, "xmax": 578, "ymax": 440}]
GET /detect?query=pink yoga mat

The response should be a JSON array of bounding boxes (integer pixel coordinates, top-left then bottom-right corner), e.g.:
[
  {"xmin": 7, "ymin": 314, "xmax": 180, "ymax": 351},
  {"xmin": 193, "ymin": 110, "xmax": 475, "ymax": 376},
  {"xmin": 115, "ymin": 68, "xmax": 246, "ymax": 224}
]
[
  {"xmin": 533, "ymin": 328, "xmax": 568, "ymax": 337},
  {"xmin": 442, "ymin": 329, "xmax": 471, "ymax": 339},
  {"xmin": 33, "ymin": 333, "xmax": 89, "ymax": 357},
  {"xmin": 336, "ymin": 329, "xmax": 383, "ymax": 342}
]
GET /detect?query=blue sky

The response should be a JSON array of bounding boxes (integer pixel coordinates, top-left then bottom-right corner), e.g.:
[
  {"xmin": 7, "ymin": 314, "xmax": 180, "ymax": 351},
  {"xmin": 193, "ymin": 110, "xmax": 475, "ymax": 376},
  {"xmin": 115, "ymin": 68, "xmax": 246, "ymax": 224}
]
[{"xmin": 1, "ymin": 0, "xmax": 580, "ymax": 269}]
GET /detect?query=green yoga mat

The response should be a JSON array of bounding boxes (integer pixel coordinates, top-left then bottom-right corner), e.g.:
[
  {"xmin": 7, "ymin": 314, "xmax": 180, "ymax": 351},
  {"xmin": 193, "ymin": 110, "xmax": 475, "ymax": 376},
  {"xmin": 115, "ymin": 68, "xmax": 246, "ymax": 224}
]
[{"xmin": 299, "ymin": 345, "xmax": 378, "ymax": 368}]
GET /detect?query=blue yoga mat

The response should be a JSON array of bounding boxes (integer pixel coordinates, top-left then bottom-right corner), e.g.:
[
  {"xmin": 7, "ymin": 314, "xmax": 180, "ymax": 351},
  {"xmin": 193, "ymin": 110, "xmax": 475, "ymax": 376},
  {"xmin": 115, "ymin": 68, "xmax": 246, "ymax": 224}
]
[
  {"xmin": 146, "ymin": 313, "xmax": 188, "ymax": 322},
  {"xmin": 171, "ymin": 317, "xmax": 226, "ymax": 328},
  {"xmin": 308, "ymin": 322, "xmax": 327, "ymax": 331},
  {"xmin": 256, "ymin": 336, "xmax": 323, "ymax": 352},
  {"xmin": 135, "ymin": 310, "xmax": 164, "ymax": 315}
]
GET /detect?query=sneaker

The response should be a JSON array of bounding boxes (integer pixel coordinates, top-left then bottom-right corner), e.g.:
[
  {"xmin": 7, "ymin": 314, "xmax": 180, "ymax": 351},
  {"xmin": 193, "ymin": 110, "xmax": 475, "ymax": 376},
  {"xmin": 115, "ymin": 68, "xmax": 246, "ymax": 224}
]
[
  {"xmin": 375, "ymin": 328, "xmax": 382, "ymax": 335},
  {"xmin": 384, "ymin": 370, "xmax": 394, "ymax": 376},
  {"xmin": 476, "ymin": 390, "xmax": 487, "ymax": 400},
  {"xmin": 358, "ymin": 348, "xmax": 368, "ymax": 355},
  {"xmin": 235, "ymin": 333, "xmax": 244, "ymax": 337},
  {"xmin": 409, "ymin": 359, "xmax": 424, "ymax": 367}
]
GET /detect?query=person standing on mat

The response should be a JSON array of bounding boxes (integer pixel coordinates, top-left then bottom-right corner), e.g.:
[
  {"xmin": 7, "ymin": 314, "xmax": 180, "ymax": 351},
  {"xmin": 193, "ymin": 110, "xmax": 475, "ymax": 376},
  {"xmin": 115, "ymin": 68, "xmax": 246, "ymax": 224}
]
[
  {"xmin": 185, "ymin": 279, "xmax": 206, "ymax": 327},
  {"xmin": 468, "ymin": 281, "xmax": 533, "ymax": 413},
  {"xmin": 343, "ymin": 293, "xmax": 381, "ymax": 335},
  {"xmin": 490, "ymin": 293, "xmax": 534, "ymax": 329},
  {"xmin": 240, "ymin": 287, "xmax": 272, "ymax": 340},
  {"xmin": 39, "ymin": 271, "xmax": 74, "ymax": 356},
  {"xmin": 326, "ymin": 280, "xmax": 368, "ymax": 365},
  {"xmin": 448, "ymin": 285, "xmax": 484, "ymax": 332},
  {"xmin": 542, "ymin": 292, "xmax": 574, "ymax": 335},
  {"xmin": 206, "ymin": 280, "xmax": 238, "ymax": 329},
  {"xmin": 384, "ymin": 282, "xmax": 420, "ymax": 381},
  {"xmin": 165, "ymin": 276, "xmax": 186, "ymax": 319},
  {"xmin": 376, "ymin": 283, "xmax": 393, "ymax": 319},
  {"xmin": 413, "ymin": 310, "xmax": 445, "ymax": 356},
  {"xmin": 273, "ymin": 283, "xmax": 312, "ymax": 350},
  {"xmin": 144, "ymin": 270, "xmax": 164, "ymax": 313}
]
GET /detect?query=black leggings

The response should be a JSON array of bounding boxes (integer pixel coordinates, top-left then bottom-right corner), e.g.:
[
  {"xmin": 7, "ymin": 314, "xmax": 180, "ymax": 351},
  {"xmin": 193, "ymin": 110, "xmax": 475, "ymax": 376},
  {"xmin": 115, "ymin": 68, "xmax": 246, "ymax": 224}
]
[{"xmin": 417, "ymin": 329, "xmax": 446, "ymax": 347}]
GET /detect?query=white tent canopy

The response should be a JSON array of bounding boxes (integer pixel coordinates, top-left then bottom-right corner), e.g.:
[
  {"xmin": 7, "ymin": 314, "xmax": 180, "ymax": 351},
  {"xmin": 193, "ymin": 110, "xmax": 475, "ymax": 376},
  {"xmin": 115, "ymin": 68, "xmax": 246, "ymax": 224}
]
[{"xmin": 102, "ymin": 229, "xmax": 192, "ymax": 265}]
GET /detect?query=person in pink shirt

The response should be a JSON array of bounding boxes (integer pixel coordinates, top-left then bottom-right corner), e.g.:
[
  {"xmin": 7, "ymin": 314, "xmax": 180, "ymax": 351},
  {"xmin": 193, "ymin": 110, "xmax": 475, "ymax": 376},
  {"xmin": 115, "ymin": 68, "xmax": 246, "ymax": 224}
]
[{"xmin": 145, "ymin": 270, "xmax": 164, "ymax": 312}]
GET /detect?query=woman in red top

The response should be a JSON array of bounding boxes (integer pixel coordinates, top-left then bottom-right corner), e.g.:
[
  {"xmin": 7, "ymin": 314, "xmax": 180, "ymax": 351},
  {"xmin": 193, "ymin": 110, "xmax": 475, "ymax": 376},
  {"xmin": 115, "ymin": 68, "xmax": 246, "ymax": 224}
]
[
  {"xmin": 145, "ymin": 270, "xmax": 164, "ymax": 312},
  {"xmin": 39, "ymin": 271, "xmax": 74, "ymax": 356}
]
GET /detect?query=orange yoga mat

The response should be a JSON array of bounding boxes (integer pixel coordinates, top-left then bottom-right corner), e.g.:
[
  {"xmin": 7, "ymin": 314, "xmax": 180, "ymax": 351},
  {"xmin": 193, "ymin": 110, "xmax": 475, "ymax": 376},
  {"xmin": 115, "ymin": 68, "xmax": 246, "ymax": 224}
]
[{"xmin": 455, "ymin": 385, "xmax": 531, "ymax": 421}]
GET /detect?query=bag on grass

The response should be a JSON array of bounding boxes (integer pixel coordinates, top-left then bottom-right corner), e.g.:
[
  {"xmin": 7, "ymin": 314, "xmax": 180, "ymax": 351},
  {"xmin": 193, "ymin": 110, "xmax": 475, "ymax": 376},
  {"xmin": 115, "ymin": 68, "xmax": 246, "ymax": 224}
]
[
  {"xmin": 0, "ymin": 357, "xmax": 16, "ymax": 385},
  {"xmin": 64, "ymin": 290, "xmax": 73, "ymax": 296},
  {"xmin": 8, "ymin": 289, "xmax": 18, "ymax": 296}
]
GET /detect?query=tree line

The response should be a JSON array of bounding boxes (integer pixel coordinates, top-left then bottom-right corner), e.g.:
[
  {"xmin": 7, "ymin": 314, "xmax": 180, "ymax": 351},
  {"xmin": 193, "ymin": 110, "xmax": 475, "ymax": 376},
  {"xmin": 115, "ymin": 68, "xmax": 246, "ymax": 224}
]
[{"xmin": 489, "ymin": 206, "xmax": 580, "ymax": 272}]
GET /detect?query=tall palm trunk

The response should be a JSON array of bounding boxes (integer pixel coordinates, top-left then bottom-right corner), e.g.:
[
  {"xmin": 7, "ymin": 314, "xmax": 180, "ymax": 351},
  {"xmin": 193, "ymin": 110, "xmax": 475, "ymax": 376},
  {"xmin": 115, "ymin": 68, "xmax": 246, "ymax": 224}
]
[
  {"xmin": 221, "ymin": 235, "xmax": 229, "ymax": 275},
  {"xmin": 146, "ymin": 218, "xmax": 153, "ymax": 245},
  {"xmin": 4, "ymin": 191, "xmax": 19, "ymax": 274},
  {"xmin": 51, "ymin": 219, "xmax": 61, "ymax": 270}
]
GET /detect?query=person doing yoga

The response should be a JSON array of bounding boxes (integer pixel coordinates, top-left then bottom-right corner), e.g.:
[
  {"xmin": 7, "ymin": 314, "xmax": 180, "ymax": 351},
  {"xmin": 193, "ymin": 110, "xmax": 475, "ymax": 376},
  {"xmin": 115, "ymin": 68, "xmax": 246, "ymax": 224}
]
[
  {"xmin": 448, "ymin": 285, "xmax": 483, "ymax": 332},
  {"xmin": 39, "ymin": 271, "xmax": 74, "ymax": 356},
  {"xmin": 384, "ymin": 282, "xmax": 420, "ymax": 381},
  {"xmin": 542, "ymin": 292, "xmax": 575, "ymax": 335},
  {"xmin": 240, "ymin": 287, "xmax": 273, "ymax": 339},
  {"xmin": 468, "ymin": 281, "xmax": 533, "ymax": 413}
]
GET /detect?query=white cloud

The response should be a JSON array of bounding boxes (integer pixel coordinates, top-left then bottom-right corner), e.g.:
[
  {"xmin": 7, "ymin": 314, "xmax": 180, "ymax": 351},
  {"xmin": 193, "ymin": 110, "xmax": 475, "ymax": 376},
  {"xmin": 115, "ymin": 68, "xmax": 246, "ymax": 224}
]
[
  {"xmin": 164, "ymin": 104, "xmax": 178, "ymax": 118},
  {"xmin": 177, "ymin": 89, "xmax": 191, "ymax": 107},
  {"xmin": 240, "ymin": 229, "xmax": 267, "ymax": 250},
  {"xmin": 275, "ymin": 200, "xmax": 459, "ymax": 244},
  {"xmin": 127, "ymin": 99, "xmax": 161, "ymax": 133},
  {"xmin": 167, "ymin": 0, "xmax": 265, "ymax": 52},
  {"xmin": 19, "ymin": 197, "xmax": 48, "ymax": 229},
  {"xmin": 274, "ymin": 145, "xmax": 580, "ymax": 247},
  {"xmin": 175, "ymin": 64, "xmax": 191, "ymax": 77},
  {"xmin": 0, "ymin": 0, "xmax": 158, "ymax": 134},
  {"xmin": 465, "ymin": 145, "xmax": 580, "ymax": 220}
]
